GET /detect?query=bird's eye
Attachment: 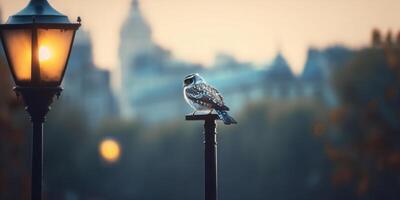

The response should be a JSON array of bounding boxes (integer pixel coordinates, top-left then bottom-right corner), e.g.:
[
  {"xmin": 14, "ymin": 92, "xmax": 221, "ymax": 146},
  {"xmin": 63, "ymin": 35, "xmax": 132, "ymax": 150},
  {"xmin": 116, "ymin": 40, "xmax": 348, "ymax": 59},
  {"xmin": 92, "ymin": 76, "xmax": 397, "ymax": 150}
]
[{"xmin": 184, "ymin": 78, "xmax": 193, "ymax": 85}]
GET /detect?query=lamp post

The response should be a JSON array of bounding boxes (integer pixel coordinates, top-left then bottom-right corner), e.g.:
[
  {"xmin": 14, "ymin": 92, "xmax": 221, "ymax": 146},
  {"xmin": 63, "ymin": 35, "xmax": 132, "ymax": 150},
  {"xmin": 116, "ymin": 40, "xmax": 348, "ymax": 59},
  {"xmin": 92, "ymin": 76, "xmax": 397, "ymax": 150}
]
[
  {"xmin": 0, "ymin": 0, "xmax": 80, "ymax": 199},
  {"xmin": 186, "ymin": 113, "xmax": 220, "ymax": 200}
]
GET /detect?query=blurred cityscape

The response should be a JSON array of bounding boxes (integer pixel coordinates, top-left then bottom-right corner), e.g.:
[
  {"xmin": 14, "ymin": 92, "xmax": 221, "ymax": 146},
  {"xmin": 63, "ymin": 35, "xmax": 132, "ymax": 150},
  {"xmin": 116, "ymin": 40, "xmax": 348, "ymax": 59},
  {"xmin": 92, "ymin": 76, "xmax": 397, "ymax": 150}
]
[
  {"xmin": 1, "ymin": 0, "xmax": 400, "ymax": 199},
  {"xmin": 66, "ymin": 0, "xmax": 350, "ymax": 125}
]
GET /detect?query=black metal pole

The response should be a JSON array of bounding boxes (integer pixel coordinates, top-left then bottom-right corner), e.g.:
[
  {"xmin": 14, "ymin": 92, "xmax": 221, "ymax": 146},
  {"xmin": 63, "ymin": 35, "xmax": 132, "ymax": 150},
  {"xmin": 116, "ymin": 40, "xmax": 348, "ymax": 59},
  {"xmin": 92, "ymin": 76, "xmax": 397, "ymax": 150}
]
[
  {"xmin": 204, "ymin": 118, "xmax": 217, "ymax": 200},
  {"xmin": 14, "ymin": 86, "xmax": 62, "ymax": 200},
  {"xmin": 186, "ymin": 113, "xmax": 220, "ymax": 200},
  {"xmin": 31, "ymin": 122, "xmax": 43, "ymax": 200}
]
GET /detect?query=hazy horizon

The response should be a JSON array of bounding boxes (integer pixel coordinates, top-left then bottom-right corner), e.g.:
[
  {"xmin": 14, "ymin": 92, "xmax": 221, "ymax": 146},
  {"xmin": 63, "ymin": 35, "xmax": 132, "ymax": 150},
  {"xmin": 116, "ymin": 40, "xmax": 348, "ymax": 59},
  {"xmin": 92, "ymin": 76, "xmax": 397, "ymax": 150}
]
[{"xmin": 1, "ymin": 0, "xmax": 400, "ymax": 74}]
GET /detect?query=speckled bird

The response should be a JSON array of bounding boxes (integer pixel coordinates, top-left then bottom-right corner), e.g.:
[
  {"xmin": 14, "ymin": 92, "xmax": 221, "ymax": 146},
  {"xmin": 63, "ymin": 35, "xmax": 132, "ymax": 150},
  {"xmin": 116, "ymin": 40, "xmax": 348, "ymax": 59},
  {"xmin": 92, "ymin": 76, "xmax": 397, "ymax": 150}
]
[{"xmin": 183, "ymin": 73, "xmax": 237, "ymax": 125}]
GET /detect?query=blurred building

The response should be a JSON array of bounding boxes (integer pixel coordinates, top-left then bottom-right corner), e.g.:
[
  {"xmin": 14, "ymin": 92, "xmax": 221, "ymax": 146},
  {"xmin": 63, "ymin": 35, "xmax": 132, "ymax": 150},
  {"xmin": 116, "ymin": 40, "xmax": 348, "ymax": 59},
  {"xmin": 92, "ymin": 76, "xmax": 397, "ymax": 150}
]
[
  {"xmin": 118, "ymin": 0, "xmax": 354, "ymax": 122},
  {"xmin": 301, "ymin": 46, "xmax": 353, "ymax": 106},
  {"xmin": 118, "ymin": 0, "xmax": 202, "ymax": 121},
  {"xmin": 63, "ymin": 30, "xmax": 118, "ymax": 128},
  {"xmin": 263, "ymin": 52, "xmax": 297, "ymax": 99}
]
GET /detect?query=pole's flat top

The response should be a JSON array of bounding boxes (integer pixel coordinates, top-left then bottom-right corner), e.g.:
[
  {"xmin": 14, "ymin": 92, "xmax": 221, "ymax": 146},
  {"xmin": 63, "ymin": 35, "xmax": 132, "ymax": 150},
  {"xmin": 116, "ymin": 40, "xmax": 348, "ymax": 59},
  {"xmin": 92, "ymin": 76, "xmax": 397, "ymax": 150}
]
[{"xmin": 185, "ymin": 111, "xmax": 220, "ymax": 121}]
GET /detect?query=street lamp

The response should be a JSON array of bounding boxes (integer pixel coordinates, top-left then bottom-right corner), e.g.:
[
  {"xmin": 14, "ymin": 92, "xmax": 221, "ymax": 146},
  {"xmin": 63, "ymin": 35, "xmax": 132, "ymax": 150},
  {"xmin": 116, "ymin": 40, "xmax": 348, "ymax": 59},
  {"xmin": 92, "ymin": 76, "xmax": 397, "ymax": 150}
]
[{"xmin": 0, "ymin": 0, "xmax": 80, "ymax": 199}]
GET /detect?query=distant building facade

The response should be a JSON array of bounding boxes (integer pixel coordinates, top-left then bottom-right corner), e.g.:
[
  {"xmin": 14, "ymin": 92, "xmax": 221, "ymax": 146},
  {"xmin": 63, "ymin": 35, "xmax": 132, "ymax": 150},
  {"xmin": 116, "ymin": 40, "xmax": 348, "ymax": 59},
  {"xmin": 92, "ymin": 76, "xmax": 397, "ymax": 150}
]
[
  {"xmin": 118, "ymin": 0, "xmax": 355, "ymax": 122},
  {"xmin": 118, "ymin": 0, "xmax": 202, "ymax": 121}
]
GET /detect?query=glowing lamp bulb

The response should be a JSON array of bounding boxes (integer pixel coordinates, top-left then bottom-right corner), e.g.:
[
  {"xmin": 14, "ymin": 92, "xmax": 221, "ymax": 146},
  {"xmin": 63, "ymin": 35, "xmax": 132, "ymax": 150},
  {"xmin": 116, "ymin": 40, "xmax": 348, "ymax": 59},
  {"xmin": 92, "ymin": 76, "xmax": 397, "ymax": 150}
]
[
  {"xmin": 39, "ymin": 46, "xmax": 52, "ymax": 61},
  {"xmin": 99, "ymin": 139, "xmax": 121, "ymax": 163}
]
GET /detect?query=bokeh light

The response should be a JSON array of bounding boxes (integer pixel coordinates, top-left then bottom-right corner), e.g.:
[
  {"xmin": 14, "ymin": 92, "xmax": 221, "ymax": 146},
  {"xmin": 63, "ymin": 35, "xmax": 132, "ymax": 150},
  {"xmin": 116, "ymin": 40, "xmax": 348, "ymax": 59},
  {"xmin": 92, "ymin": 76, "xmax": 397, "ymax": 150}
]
[{"xmin": 99, "ymin": 138, "xmax": 121, "ymax": 163}]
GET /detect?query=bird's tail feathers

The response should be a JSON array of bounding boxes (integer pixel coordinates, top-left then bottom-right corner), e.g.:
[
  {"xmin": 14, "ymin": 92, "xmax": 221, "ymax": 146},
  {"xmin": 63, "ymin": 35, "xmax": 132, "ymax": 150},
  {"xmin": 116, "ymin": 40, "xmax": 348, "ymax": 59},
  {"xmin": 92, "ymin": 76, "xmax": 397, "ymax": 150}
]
[
  {"xmin": 220, "ymin": 105, "xmax": 230, "ymax": 111},
  {"xmin": 216, "ymin": 110, "xmax": 237, "ymax": 125}
]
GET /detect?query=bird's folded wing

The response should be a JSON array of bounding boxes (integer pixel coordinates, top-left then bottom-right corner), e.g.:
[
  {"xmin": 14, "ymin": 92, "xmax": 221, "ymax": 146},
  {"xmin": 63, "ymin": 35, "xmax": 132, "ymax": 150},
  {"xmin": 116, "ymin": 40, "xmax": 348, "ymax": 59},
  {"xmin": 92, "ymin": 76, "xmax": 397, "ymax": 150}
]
[{"xmin": 185, "ymin": 83, "xmax": 228, "ymax": 110}]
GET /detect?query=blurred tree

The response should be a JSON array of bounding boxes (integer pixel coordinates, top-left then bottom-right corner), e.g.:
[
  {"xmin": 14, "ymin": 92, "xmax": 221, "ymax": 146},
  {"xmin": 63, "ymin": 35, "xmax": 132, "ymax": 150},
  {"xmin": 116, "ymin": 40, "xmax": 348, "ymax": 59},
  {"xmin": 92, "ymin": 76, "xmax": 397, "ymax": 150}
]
[
  {"xmin": 386, "ymin": 30, "xmax": 393, "ymax": 47},
  {"xmin": 371, "ymin": 29, "xmax": 382, "ymax": 48},
  {"xmin": 220, "ymin": 101, "xmax": 334, "ymax": 200},
  {"xmin": 326, "ymin": 47, "xmax": 400, "ymax": 198},
  {"xmin": 0, "ymin": 45, "xmax": 30, "ymax": 199},
  {"xmin": 396, "ymin": 31, "xmax": 400, "ymax": 46},
  {"xmin": 38, "ymin": 100, "xmax": 333, "ymax": 200}
]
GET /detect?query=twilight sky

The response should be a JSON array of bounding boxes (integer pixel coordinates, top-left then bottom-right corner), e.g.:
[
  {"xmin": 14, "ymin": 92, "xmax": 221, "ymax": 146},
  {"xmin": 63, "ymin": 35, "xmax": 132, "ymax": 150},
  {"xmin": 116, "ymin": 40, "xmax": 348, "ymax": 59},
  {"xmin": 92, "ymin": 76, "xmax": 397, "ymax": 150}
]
[{"xmin": 1, "ymin": 0, "xmax": 400, "ymax": 74}]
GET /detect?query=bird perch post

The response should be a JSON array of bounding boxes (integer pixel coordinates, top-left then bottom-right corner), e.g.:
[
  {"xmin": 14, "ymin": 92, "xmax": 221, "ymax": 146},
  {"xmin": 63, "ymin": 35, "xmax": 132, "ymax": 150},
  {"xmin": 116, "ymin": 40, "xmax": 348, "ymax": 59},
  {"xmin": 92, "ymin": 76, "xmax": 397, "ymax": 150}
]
[{"xmin": 186, "ymin": 112, "xmax": 220, "ymax": 200}]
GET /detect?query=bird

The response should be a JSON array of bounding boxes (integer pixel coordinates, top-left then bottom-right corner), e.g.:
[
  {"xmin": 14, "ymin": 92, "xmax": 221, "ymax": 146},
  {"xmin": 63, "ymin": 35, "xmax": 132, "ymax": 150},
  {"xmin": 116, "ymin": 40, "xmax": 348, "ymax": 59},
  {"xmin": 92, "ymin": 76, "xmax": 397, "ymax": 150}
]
[{"xmin": 183, "ymin": 73, "xmax": 237, "ymax": 125}]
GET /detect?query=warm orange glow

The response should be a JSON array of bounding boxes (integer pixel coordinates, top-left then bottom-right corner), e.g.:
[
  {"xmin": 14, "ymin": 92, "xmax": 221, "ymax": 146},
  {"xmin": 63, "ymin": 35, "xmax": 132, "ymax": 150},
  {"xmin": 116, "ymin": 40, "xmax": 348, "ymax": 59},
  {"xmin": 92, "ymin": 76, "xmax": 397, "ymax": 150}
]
[
  {"xmin": 37, "ymin": 28, "xmax": 74, "ymax": 82},
  {"xmin": 2, "ymin": 29, "xmax": 32, "ymax": 82},
  {"xmin": 1, "ymin": 28, "xmax": 74, "ymax": 84},
  {"xmin": 99, "ymin": 139, "xmax": 121, "ymax": 163},
  {"xmin": 39, "ymin": 46, "xmax": 52, "ymax": 62}
]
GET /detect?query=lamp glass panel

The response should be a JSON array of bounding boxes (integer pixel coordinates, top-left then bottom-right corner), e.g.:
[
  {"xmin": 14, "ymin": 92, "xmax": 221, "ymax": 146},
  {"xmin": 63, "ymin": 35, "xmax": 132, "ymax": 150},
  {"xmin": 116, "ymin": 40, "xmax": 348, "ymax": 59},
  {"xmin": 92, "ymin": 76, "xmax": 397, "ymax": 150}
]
[
  {"xmin": 2, "ymin": 29, "xmax": 32, "ymax": 83},
  {"xmin": 37, "ymin": 28, "xmax": 74, "ymax": 83}
]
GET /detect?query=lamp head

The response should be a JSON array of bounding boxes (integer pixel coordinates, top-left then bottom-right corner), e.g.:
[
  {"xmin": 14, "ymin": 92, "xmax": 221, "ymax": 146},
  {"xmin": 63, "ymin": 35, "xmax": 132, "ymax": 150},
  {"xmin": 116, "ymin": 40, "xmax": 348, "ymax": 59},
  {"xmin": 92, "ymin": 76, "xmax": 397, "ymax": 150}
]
[
  {"xmin": 7, "ymin": 0, "xmax": 70, "ymax": 24},
  {"xmin": 0, "ymin": 0, "xmax": 81, "ymax": 87}
]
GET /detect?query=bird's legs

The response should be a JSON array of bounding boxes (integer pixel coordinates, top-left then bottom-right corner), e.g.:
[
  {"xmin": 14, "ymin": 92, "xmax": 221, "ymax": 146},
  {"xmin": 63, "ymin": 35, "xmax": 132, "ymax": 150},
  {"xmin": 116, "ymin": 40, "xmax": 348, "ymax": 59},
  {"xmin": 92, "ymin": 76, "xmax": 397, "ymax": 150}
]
[
  {"xmin": 208, "ymin": 109, "xmax": 214, "ymax": 114},
  {"xmin": 192, "ymin": 111, "xmax": 197, "ymax": 115}
]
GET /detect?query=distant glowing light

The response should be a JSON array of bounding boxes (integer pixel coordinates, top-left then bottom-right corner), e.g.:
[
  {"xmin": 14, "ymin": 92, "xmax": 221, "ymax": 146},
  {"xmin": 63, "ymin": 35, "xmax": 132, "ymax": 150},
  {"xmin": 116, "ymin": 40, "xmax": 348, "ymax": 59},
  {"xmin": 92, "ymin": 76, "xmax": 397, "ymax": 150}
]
[
  {"xmin": 39, "ymin": 46, "xmax": 52, "ymax": 61},
  {"xmin": 99, "ymin": 138, "xmax": 121, "ymax": 163}
]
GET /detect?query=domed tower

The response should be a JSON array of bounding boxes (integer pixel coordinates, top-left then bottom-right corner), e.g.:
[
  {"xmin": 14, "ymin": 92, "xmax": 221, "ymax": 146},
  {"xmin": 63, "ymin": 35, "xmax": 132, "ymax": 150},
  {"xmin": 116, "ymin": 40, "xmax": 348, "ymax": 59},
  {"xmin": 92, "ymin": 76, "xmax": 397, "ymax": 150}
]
[
  {"xmin": 118, "ymin": 0, "xmax": 171, "ymax": 118},
  {"xmin": 120, "ymin": 0, "xmax": 153, "ymax": 53},
  {"xmin": 119, "ymin": 0, "xmax": 155, "ymax": 84}
]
